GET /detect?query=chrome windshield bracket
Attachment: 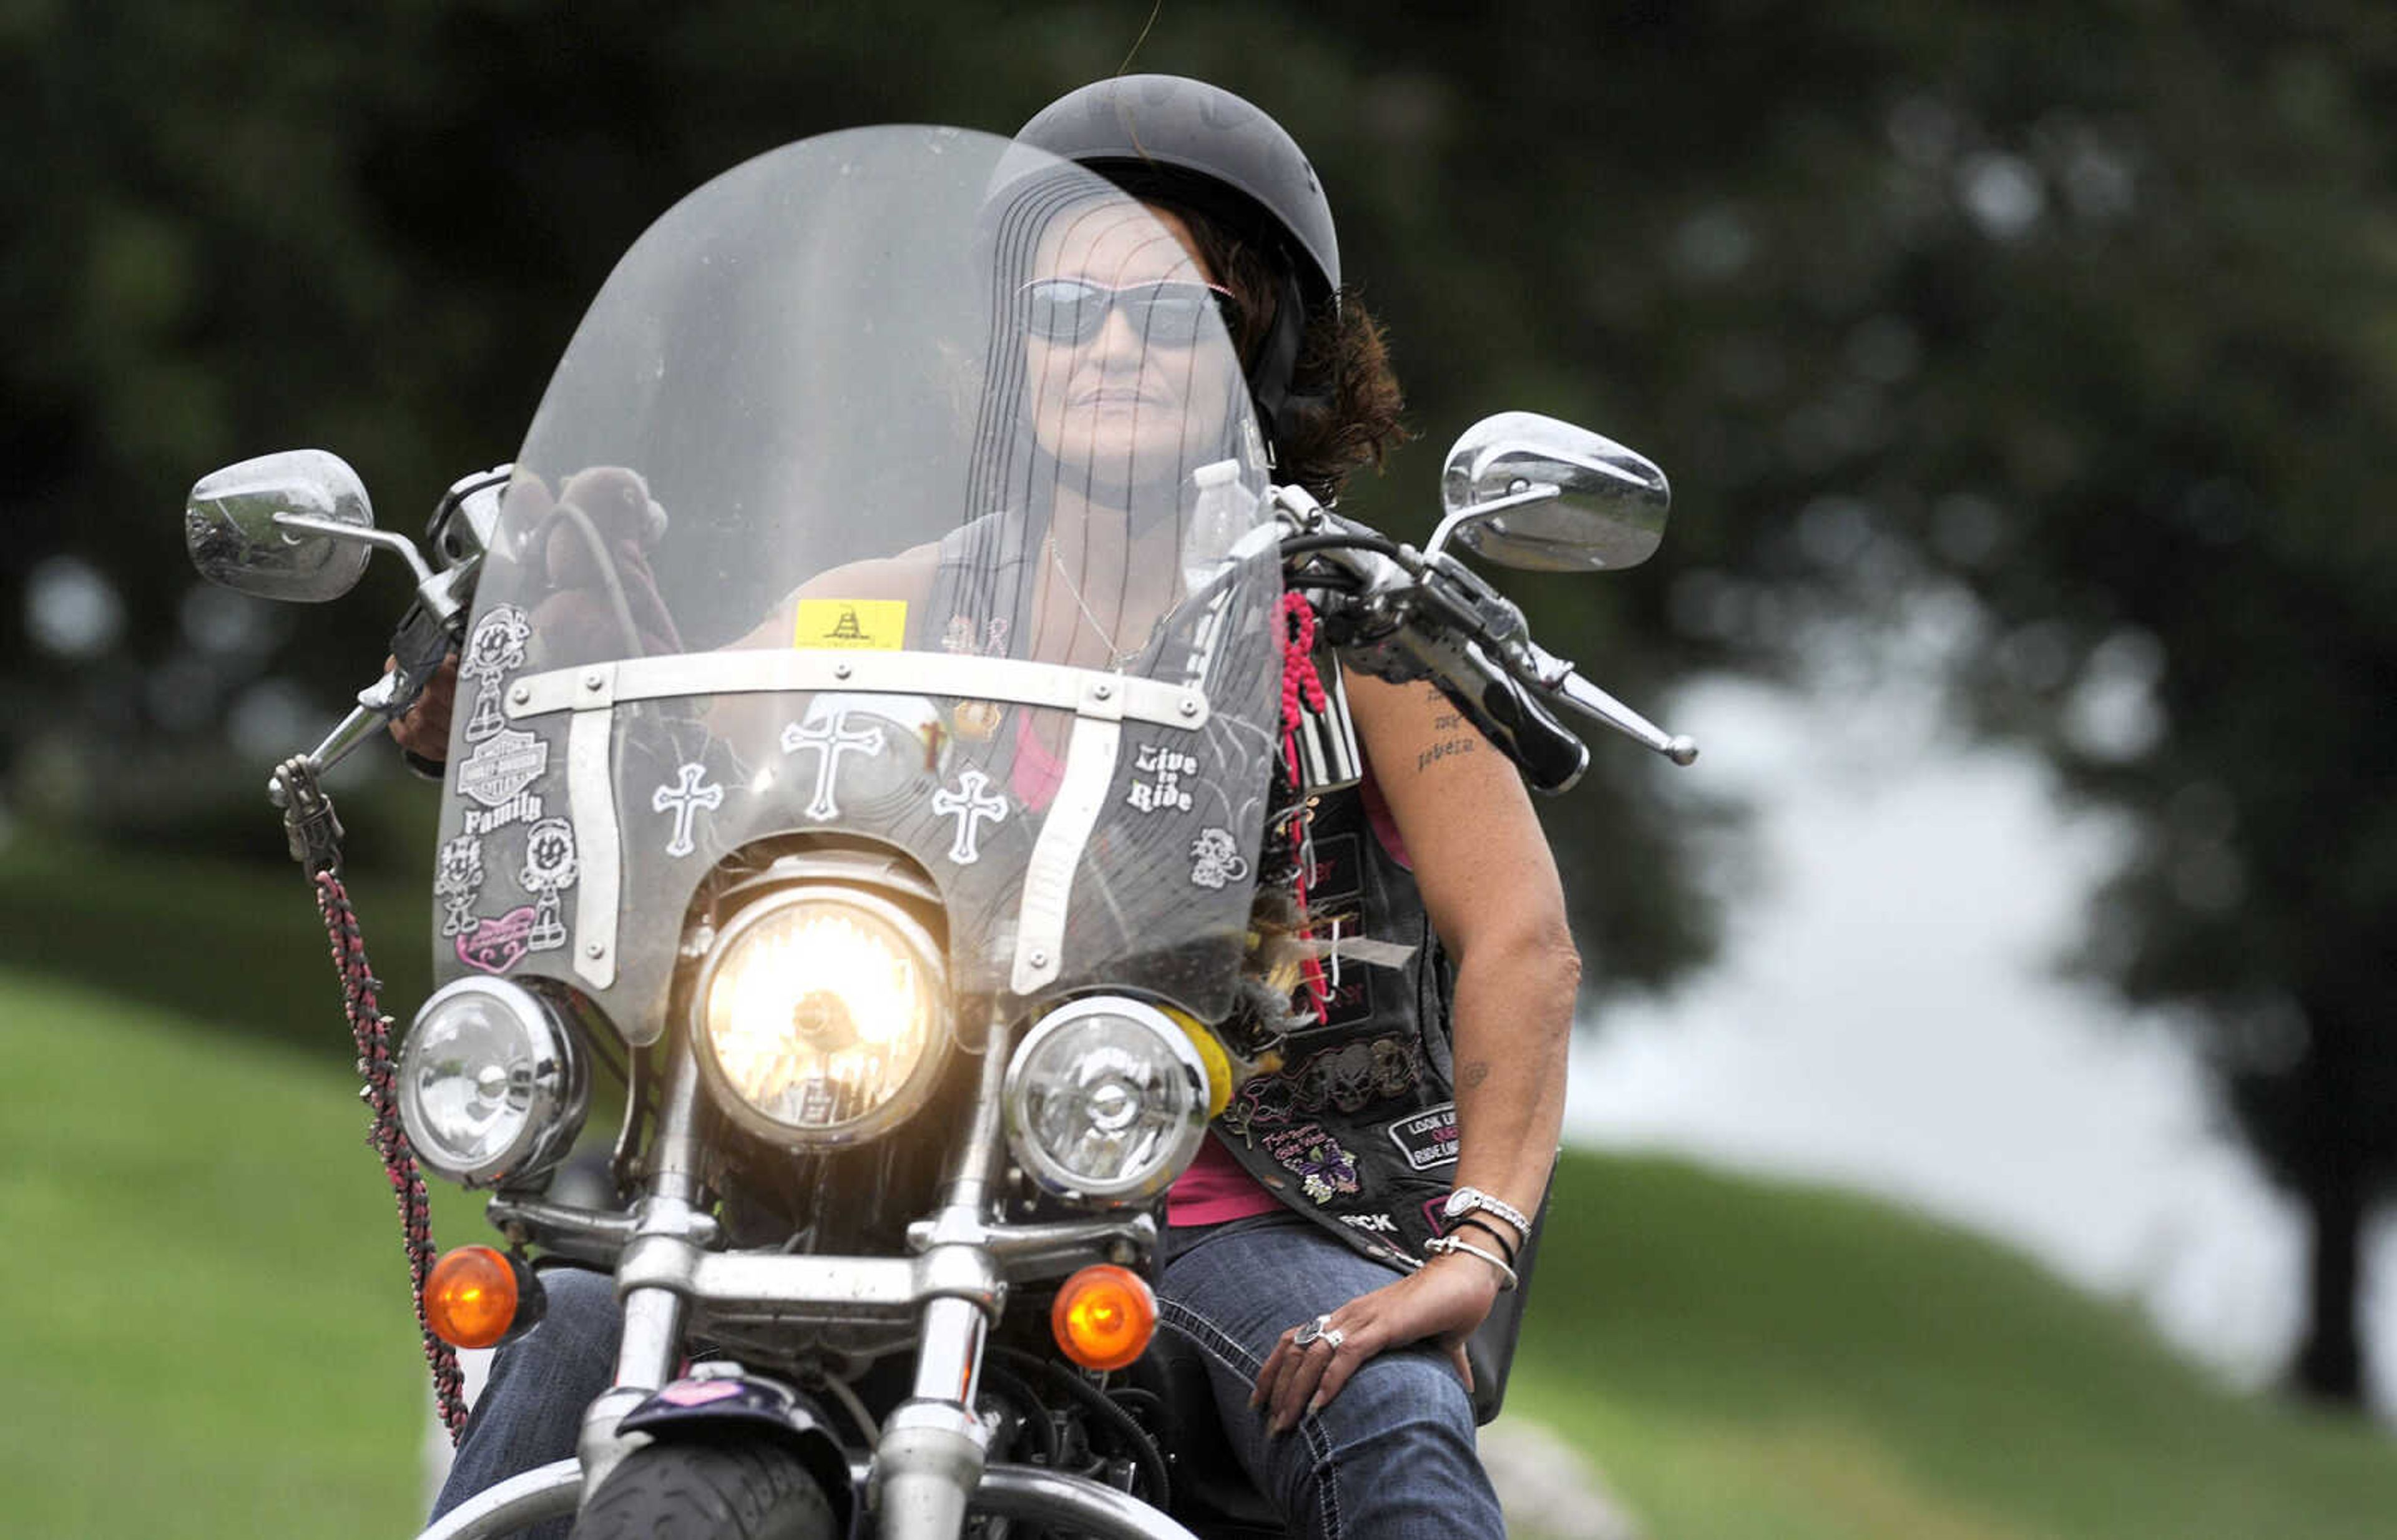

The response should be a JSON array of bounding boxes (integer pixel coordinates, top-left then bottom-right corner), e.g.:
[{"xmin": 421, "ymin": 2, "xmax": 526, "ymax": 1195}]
[
  {"xmin": 566, "ymin": 696, "xmax": 621, "ymax": 988},
  {"xmin": 1011, "ymin": 710, "xmax": 1122, "ymax": 994},
  {"xmin": 504, "ymin": 650, "xmax": 1208, "ymax": 730}
]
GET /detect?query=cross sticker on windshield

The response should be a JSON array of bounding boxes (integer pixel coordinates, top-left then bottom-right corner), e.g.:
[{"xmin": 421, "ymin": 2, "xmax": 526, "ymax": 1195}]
[
  {"xmin": 782, "ymin": 711, "xmax": 886, "ymax": 821},
  {"xmin": 652, "ymin": 763, "xmax": 725, "ymax": 858},
  {"xmin": 932, "ymin": 768, "xmax": 1008, "ymax": 865}
]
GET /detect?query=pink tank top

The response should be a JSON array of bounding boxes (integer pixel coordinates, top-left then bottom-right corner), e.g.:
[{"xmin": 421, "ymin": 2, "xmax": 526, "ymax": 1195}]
[{"xmin": 1168, "ymin": 1131, "xmax": 1280, "ymax": 1225}]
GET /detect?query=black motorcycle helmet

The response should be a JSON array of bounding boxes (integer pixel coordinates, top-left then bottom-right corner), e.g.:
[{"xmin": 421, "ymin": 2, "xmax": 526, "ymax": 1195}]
[{"xmin": 1015, "ymin": 74, "xmax": 1341, "ymax": 460}]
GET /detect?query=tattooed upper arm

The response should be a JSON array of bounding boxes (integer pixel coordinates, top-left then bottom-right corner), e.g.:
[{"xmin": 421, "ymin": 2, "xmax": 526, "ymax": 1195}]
[{"xmin": 1408, "ymin": 682, "xmax": 1481, "ymax": 777}]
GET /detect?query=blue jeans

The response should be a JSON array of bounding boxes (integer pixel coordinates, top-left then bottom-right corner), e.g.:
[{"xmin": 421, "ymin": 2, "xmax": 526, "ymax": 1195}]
[
  {"xmin": 1159, "ymin": 1210, "xmax": 1502, "ymax": 1540},
  {"xmin": 431, "ymin": 1267, "xmax": 620, "ymax": 1540},
  {"xmin": 431, "ymin": 1219, "xmax": 1500, "ymax": 1539}
]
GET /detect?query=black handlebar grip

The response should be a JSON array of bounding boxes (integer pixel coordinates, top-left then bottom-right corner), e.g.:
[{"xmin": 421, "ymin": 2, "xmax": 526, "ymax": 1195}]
[
  {"xmin": 1403, "ymin": 630, "xmax": 1589, "ymax": 795},
  {"xmin": 1457, "ymin": 666, "xmax": 1591, "ymax": 794}
]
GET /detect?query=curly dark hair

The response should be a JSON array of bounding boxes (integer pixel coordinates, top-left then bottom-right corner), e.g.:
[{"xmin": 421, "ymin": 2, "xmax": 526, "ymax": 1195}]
[{"xmin": 1159, "ymin": 205, "xmax": 1409, "ymax": 504}]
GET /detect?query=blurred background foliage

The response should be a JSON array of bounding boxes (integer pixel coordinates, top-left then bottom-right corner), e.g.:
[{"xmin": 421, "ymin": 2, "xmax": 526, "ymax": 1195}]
[{"xmin": 2, "ymin": 0, "xmax": 2393, "ymax": 1414}]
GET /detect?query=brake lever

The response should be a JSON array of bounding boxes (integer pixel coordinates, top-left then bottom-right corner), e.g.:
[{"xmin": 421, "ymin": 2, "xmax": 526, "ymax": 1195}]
[
  {"xmin": 265, "ymin": 604, "xmax": 464, "ymax": 808},
  {"xmin": 1275, "ymin": 488, "xmax": 1695, "ymax": 776},
  {"xmin": 1518, "ymin": 639, "xmax": 1698, "ymax": 765}
]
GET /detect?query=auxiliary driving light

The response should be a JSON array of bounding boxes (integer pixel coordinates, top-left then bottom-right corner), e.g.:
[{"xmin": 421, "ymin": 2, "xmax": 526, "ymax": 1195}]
[
  {"xmin": 398, "ymin": 976, "xmax": 588, "ymax": 1189},
  {"xmin": 692, "ymin": 886, "xmax": 949, "ymax": 1147},
  {"xmin": 1051, "ymin": 1264, "xmax": 1158, "ymax": 1372},
  {"xmin": 1003, "ymin": 996, "xmax": 1215, "ymax": 1204}
]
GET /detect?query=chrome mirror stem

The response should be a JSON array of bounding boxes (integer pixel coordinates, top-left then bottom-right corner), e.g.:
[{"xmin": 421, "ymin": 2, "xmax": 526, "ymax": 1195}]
[{"xmin": 271, "ymin": 511, "xmax": 439, "ymax": 586}]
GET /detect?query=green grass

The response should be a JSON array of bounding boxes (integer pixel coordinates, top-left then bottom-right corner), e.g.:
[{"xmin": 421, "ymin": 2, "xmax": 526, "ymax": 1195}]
[
  {"xmin": 1, "ymin": 967, "xmax": 481, "ymax": 1538},
  {"xmin": 1509, "ymin": 1156, "xmax": 2397, "ymax": 1539},
  {"xmin": 8, "ymin": 955, "xmax": 2396, "ymax": 1539}
]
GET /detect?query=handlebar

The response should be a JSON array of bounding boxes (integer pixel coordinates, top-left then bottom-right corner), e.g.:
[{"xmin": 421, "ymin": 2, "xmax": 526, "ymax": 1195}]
[{"xmin": 1275, "ymin": 491, "xmax": 1695, "ymax": 787}]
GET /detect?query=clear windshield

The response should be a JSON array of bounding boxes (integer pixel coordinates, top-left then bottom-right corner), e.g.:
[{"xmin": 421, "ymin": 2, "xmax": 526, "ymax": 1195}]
[{"xmin": 430, "ymin": 128, "xmax": 1280, "ymax": 1041}]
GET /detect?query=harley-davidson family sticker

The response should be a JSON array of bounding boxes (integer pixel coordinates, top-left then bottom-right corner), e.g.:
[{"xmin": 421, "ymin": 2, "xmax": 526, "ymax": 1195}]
[{"xmin": 456, "ymin": 727, "xmax": 549, "ymax": 835}]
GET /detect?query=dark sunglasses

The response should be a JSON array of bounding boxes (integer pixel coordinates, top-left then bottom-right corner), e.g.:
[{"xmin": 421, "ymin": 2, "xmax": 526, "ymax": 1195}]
[{"xmin": 1017, "ymin": 277, "xmax": 1240, "ymax": 348}]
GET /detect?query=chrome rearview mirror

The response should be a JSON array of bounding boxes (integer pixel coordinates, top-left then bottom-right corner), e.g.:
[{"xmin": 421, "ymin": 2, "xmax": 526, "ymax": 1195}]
[
  {"xmin": 185, "ymin": 449, "xmax": 376, "ymax": 602},
  {"xmin": 1431, "ymin": 413, "xmax": 1670, "ymax": 572}
]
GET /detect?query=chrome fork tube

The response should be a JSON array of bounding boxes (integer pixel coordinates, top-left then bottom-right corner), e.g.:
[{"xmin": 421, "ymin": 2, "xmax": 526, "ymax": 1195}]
[
  {"xmin": 939, "ymin": 1013, "xmax": 1014, "ymax": 1215},
  {"xmin": 581, "ymin": 1038, "xmax": 710, "ymax": 1500},
  {"xmin": 873, "ymin": 1013, "xmax": 1012, "ymax": 1539}
]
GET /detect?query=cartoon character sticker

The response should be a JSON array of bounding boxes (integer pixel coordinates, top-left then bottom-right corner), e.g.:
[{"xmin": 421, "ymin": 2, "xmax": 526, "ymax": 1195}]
[
  {"xmin": 517, "ymin": 817, "xmax": 579, "ymax": 955},
  {"xmin": 433, "ymin": 833, "xmax": 486, "ymax": 938},
  {"xmin": 456, "ymin": 604, "xmax": 531, "ymax": 744},
  {"xmin": 1189, "ymin": 826, "xmax": 1250, "ymax": 890}
]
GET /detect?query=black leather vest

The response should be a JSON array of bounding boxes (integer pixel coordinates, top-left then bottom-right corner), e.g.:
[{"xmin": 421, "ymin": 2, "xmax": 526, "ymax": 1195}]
[
  {"xmin": 926, "ymin": 514, "xmax": 1537, "ymax": 1413},
  {"xmin": 1205, "ymin": 775, "xmax": 1542, "ymax": 1423},
  {"xmin": 1205, "ymin": 776, "xmax": 1463, "ymax": 1273}
]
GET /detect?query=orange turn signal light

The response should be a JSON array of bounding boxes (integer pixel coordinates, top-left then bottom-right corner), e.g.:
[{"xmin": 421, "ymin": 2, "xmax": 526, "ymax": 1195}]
[
  {"xmin": 1050, "ymin": 1263, "xmax": 1157, "ymax": 1372},
  {"xmin": 426, "ymin": 1245, "xmax": 521, "ymax": 1349}
]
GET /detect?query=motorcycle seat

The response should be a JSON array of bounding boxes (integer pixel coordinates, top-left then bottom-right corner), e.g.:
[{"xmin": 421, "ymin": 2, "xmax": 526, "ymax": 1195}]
[{"xmin": 1140, "ymin": 1328, "xmax": 1287, "ymax": 1538}]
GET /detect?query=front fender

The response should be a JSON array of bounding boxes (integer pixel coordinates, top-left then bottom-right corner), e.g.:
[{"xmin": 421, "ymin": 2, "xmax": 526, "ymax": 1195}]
[{"xmin": 619, "ymin": 1373, "xmax": 856, "ymax": 1529}]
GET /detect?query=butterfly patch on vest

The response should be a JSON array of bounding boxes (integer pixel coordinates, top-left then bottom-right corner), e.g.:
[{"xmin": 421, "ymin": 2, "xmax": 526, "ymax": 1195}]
[{"xmin": 1262, "ymin": 1124, "xmax": 1360, "ymax": 1205}]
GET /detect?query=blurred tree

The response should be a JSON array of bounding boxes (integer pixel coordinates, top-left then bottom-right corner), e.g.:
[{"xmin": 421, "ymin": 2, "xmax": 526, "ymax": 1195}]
[
  {"xmin": 5, "ymin": 0, "xmax": 2393, "ymax": 1403},
  {"xmin": 1312, "ymin": 0, "xmax": 2397, "ymax": 1404}
]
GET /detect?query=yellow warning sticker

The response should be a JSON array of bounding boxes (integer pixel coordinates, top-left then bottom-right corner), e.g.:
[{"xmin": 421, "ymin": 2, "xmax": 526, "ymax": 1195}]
[{"xmin": 794, "ymin": 599, "xmax": 908, "ymax": 651}]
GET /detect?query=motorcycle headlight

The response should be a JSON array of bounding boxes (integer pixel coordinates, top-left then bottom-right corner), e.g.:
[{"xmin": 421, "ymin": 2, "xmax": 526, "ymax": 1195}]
[
  {"xmin": 693, "ymin": 886, "xmax": 949, "ymax": 1146},
  {"xmin": 398, "ymin": 978, "xmax": 589, "ymax": 1189},
  {"xmin": 1004, "ymin": 996, "xmax": 1213, "ymax": 1205}
]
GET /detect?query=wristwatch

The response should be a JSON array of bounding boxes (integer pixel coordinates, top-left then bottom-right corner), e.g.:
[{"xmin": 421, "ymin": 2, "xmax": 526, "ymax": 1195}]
[{"xmin": 1441, "ymin": 1185, "xmax": 1530, "ymax": 1238}]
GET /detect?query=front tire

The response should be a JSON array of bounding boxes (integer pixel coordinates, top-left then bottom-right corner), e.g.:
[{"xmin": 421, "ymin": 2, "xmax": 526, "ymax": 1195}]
[{"xmin": 570, "ymin": 1439, "xmax": 838, "ymax": 1540}]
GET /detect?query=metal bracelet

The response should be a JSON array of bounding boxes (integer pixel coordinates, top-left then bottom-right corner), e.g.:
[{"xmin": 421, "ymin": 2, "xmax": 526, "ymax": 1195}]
[
  {"xmin": 1451, "ymin": 1214, "xmax": 1519, "ymax": 1264},
  {"xmin": 1444, "ymin": 1184, "xmax": 1532, "ymax": 1238},
  {"xmin": 1424, "ymin": 1235, "xmax": 1519, "ymax": 1292}
]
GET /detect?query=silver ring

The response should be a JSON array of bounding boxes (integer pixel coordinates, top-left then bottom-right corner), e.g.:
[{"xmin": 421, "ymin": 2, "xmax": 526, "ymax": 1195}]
[{"xmin": 1292, "ymin": 1313, "xmax": 1333, "ymax": 1347}]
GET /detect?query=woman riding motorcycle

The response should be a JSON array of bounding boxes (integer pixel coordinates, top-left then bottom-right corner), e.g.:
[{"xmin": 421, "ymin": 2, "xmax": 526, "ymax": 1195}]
[{"xmin": 408, "ymin": 76, "xmax": 1577, "ymax": 1540}]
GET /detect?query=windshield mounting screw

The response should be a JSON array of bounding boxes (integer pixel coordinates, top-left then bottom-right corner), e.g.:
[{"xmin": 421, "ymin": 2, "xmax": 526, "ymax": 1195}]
[
  {"xmin": 1179, "ymin": 697, "xmax": 1200, "ymax": 717},
  {"xmin": 511, "ymin": 684, "xmax": 531, "ymax": 705},
  {"xmin": 583, "ymin": 672, "xmax": 604, "ymax": 692},
  {"xmin": 1092, "ymin": 682, "xmax": 1112, "ymax": 702},
  {"xmin": 584, "ymin": 941, "xmax": 606, "ymax": 959},
  {"xmin": 1027, "ymin": 948, "xmax": 1049, "ymax": 969},
  {"xmin": 833, "ymin": 660, "xmax": 853, "ymax": 680}
]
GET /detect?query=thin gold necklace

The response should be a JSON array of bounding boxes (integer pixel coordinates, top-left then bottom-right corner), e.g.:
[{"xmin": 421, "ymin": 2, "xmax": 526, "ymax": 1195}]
[{"xmin": 1046, "ymin": 533, "xmax": 1137, "ymax": 665}]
